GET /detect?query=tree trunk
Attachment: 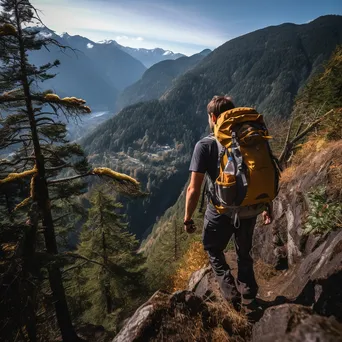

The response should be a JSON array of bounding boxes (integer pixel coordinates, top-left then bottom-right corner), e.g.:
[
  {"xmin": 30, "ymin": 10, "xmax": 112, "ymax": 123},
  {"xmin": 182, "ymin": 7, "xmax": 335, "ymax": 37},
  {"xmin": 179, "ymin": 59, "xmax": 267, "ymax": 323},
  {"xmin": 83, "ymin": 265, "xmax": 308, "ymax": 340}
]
[
  {"xmin": 102, "ymin": 231, "xmax": 113, "ymax": 314},
  {"xmin": 21, "ymin": 204, "xmax": 39, "ymax": 342},
  {"xmin": 174, "ymin": 220, "xmax": 178, "ymax": 260},
  {"xmin": 14, "ymin": 2, "xmax": 79, "ymax": 341},
  {"xmin": 100, "ymin": 198, "xmax": 113, "ymax": 314}
]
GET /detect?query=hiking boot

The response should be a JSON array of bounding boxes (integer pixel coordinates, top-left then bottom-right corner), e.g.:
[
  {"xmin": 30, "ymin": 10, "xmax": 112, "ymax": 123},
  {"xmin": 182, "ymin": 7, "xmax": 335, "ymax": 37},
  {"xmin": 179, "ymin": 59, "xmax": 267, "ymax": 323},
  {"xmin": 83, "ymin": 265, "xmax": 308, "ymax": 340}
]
[
  {"xmin": 241, "ymin": 298, "xmax": 264, "ymax": 322},
  {"xmin": 230, "ymin": 296, "xmax": 241, "ymax": 312}
]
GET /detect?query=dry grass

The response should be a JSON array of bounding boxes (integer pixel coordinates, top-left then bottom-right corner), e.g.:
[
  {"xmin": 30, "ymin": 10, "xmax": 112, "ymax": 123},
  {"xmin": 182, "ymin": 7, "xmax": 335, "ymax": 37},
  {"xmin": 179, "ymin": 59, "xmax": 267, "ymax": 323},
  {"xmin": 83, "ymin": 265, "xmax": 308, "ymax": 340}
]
[
  {"xmin": 280, "ymin": 165, "xmax": 296, "ymax": 184},
  {"xmin": 149, "ymin": 310, "xmax": 209, "ymax": 342},
  {"xmin": 207, "ymin": 300, "xmax": 251, "ymax": 338},
  {"xmin": 148, "ymin": 300, "xmax": 250, "ymax": 342},
  {"xmin": 280, "ymin": 137, "xmax": 330, "ymax": 185},
  {"xmin": 171, "ymin": 241, "xmax": 209, "ymax": 292},
  {"xmin": 254, "ymin": 259, "xmax": 278, "ymax": 282},
  {"xmin": 212, "ymin": 327, "xmax": 231, "ymax": 341},
  {"xmin": 291, "ymin": 137, "xmax": 328, "ymax": 165}
]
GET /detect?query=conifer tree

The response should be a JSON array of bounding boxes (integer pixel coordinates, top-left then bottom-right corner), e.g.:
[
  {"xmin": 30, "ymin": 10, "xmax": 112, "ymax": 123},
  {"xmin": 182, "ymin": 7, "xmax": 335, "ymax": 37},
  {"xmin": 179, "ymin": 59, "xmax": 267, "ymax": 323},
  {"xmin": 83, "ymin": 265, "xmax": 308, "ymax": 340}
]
[
  {"xmin": 70, "ymin": 186, "xmax": 147, "ymax": 331},
  {"xmin": 0, "ymin": 1, "xmax": 142, "ymax": 340}
]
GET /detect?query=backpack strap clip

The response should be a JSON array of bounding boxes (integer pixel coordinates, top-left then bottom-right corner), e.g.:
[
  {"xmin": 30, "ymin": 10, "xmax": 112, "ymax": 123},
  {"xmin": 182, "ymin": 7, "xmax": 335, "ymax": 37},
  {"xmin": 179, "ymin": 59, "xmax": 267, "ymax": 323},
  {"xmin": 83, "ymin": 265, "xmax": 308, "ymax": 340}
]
[{"xmin": 232, "ymin": 210, "xmax": 241, "ymax": 229}]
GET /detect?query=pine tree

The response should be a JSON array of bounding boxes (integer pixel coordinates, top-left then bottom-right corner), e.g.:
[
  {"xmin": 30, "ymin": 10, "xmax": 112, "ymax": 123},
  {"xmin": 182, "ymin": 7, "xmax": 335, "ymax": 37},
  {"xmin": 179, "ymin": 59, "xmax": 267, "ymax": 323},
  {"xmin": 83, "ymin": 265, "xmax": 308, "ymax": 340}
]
[
  {"xmin": 0, "ymin": 1, "xmax": 142, "ymax": 340},
  {"xmin": 70, "ymin": 186, "xmax": 147, "ymax": 331}
]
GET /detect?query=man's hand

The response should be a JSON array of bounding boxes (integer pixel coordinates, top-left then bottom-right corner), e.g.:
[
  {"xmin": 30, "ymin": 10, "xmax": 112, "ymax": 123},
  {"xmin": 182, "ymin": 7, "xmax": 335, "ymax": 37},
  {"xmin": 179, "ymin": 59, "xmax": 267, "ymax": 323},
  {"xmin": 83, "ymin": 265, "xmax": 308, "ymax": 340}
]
[
  {"xmin": 184, "ymin": 172, "xmax": 204, "ymax": 233},
  {"xmin": 184, "ymin": 219, "xmax": 197, "ymax": 234},
  {"xmin": 262, "ymin": 210, "xmax": 273, "ymax": 225}
]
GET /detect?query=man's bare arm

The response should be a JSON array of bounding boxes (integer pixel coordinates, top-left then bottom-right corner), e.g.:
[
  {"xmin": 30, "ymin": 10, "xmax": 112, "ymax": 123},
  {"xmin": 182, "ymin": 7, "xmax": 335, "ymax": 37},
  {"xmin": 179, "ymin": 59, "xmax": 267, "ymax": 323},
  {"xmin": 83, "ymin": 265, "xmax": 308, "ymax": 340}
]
[{"xmin": 184, "ymin": 172, "xmax": 205, "ymax": 222}]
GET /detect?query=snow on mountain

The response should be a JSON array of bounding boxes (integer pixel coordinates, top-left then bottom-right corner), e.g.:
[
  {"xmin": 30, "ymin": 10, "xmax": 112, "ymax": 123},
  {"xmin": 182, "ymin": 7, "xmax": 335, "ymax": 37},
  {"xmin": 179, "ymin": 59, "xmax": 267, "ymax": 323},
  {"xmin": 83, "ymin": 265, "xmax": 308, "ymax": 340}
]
[
  {"xmin": 120, "ymin": 47, "xmax": 185, "ymax": 68},
  {"xmin": 95, "ymin": 40, "xmax": 185, "ymax": 68}
]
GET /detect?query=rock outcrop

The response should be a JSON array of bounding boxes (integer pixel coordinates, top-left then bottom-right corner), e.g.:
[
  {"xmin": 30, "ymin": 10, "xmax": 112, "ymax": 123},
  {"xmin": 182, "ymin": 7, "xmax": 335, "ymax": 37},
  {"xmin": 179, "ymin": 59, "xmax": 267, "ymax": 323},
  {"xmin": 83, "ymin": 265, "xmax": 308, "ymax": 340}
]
[
  {"xmin": 113, "ymin": 289, "xmax": 250, "ymax": 342},
  {"xmin": 252, "ymin": 141, "xmax": 342, "ymax": 321},
  {"xmin": 252, "ymin": 304, "xmax": 342, "ymax": 342}
]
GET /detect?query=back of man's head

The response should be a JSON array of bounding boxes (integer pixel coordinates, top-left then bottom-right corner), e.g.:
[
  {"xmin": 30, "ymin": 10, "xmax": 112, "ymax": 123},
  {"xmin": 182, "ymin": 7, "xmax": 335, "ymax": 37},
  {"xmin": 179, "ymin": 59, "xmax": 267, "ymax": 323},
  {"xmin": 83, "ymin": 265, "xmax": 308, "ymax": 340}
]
[{"xmin": 207, "ymin": 96, "xmax": 235, "ymax": 118}]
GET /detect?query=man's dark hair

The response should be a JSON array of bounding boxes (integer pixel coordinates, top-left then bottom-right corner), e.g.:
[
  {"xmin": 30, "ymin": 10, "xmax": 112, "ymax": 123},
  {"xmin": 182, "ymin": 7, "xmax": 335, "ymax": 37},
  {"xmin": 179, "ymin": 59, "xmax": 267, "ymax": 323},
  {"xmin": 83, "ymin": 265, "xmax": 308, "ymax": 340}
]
[{"xmin": 207, "ymin": 96, "xmax": 235, "ymax": 117}]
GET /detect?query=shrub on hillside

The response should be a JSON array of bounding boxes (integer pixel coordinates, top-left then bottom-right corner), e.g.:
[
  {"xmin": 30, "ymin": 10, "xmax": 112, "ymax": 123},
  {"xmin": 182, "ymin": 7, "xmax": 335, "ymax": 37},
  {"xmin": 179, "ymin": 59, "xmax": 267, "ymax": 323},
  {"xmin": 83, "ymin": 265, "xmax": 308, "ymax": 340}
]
[{"xmin": 304, "ymin": 186, "xmax": 342, "ymax": 235}]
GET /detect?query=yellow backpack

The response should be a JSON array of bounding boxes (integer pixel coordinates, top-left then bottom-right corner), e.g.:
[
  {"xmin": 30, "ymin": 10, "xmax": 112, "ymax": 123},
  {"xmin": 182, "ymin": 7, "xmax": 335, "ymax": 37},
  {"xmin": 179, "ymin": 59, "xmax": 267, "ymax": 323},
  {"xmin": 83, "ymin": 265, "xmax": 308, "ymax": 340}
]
[{"xmin": 206, "ymin": 107, "xmax": 280, "ymax": 225}]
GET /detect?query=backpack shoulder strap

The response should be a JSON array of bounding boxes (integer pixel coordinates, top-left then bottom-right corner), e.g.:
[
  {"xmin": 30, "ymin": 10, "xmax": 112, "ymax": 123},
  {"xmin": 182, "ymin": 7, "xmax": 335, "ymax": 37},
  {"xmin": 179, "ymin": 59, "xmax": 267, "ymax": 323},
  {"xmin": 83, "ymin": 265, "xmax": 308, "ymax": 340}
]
[{"xmin": 198, "ymin": 134, "xmax": 224, "ymax": 213}]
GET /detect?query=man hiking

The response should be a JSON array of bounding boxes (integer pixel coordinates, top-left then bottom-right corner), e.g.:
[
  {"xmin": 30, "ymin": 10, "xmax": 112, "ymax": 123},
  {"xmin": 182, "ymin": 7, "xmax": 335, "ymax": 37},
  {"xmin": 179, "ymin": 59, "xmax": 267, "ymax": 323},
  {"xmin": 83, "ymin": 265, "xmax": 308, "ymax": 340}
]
[{"xmin": 183, "ymin": 95, "xmax": 277, "ymax": 312}]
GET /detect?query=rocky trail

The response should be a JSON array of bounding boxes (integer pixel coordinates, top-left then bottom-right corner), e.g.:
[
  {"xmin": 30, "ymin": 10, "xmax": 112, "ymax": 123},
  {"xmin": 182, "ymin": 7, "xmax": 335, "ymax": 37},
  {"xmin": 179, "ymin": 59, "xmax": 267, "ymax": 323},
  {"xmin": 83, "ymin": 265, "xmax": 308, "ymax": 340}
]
[
  {"xmin": 110, "ymin": 140, "xmax": 342, "ymax": 342},
  {"xmin": 110, "ymin": 242, "xmax": 342, "ymax": 342}
]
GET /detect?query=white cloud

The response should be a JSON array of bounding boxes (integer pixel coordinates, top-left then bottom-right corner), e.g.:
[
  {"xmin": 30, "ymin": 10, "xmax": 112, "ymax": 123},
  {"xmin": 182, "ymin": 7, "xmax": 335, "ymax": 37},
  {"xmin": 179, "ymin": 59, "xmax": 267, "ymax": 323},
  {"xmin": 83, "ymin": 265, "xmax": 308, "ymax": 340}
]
[
  {"xmin": 116, "ymin": 36, "xmax": 144, "ymax": 41},
  {"xmin": 87, "ymin": 42, "xmax": 94, "ymax": 49},
  {"xmin": 115, "ymin": 35, "xmax": 129, "ymax": 41}
]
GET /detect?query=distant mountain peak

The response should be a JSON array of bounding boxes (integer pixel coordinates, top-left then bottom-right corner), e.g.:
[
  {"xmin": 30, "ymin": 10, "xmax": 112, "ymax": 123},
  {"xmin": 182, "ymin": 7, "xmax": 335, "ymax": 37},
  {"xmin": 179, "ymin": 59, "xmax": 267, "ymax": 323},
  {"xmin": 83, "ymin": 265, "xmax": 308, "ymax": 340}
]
[
  {"xmin": 60, "ymin": 32, "xmax": 71, "ymax": 38},
  {"xmin": 198, "ymin": 49, "xmax": 212, "ymax": 56},
  {"xmin": 119, "ymin": 46, "xmax": 185, "ymax": 67}
]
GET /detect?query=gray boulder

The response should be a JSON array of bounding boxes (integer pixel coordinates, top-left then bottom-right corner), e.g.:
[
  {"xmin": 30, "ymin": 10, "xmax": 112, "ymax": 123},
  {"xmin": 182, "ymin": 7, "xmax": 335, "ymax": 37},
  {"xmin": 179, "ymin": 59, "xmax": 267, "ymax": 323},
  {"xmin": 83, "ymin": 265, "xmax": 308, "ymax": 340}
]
[{"xmin": 252, "ymin": 304, "xmax": 342, "ymax": 342}]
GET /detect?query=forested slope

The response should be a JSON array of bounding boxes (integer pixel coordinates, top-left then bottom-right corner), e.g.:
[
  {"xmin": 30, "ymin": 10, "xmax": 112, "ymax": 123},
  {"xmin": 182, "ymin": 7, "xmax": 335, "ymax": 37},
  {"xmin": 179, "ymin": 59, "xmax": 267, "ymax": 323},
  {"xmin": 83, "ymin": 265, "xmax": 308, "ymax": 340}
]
[{"xmin": 117, "ymin": 49, "xmax": 211, "ymax": 109}]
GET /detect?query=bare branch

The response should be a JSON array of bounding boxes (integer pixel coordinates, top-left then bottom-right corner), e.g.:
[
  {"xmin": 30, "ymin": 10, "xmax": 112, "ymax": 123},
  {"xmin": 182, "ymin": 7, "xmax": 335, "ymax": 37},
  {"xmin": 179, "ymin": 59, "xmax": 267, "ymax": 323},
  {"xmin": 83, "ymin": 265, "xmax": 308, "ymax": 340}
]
[
  {"xmin": 278, "ymin": 109, "xmax": 334, "ymax": 165},
  {"xmin": 47, "ymin": 173, "xmax": 90, "ymax": 185},
  {"xmin": 46, "ymin": 164, "xmax": 71, "ymax": 172}
]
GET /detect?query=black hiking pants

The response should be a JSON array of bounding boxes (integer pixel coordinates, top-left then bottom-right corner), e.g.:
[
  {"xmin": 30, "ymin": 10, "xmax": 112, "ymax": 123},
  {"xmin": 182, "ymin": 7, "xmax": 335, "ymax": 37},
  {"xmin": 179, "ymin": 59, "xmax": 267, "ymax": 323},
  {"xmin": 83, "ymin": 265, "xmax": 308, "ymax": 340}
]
[{"xmin": 202, "ymin": 214, "xmax": 258, "ymax": 304}]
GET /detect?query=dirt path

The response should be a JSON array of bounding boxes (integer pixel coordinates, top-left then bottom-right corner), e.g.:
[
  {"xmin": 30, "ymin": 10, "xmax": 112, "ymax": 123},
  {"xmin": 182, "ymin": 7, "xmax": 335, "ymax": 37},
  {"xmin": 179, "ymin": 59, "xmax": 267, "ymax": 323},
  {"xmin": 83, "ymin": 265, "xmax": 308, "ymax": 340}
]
[{"xmin": 225, "ymin": 251, "xmax": 300, "ymax": 303}]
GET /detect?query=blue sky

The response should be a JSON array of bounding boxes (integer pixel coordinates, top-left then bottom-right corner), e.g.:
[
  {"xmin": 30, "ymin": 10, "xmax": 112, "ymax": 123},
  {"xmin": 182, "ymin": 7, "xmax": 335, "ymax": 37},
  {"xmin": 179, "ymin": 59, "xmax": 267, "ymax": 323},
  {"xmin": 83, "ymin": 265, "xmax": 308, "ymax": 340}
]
[{"xmin": 31, "ymin": 0, "xmax": 342, "ymax": 55}]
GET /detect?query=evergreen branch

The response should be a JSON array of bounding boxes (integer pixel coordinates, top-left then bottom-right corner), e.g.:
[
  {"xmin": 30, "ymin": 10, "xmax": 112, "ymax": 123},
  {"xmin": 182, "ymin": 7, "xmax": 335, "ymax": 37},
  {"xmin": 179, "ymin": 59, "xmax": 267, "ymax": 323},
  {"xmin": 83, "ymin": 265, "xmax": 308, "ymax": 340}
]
[
  {"xmin": 0, "ymin": 157, "xmax": 35, "ymax": 167},
  {"xmin": 35, "ymin": 116, "xmax": 57, "ymax": 125},
  {"xmin": 34, "ymin": 111, "xmax": 59, "ymax": 117},
  {"xmin": 40, "ymin": 146, "xmax": 68, "ymax": 165},
  {"xmin": 63, "ymin": 252, "xmax": 137, "ymax": 277},
  {"xmin": 0, "ymin": 139, "xmax": 28, "ymax": 149},
  {"xmin": 61, "ymin": 262, "xmax": 87, "ymax": 275},
  {"xmin": 53, "ymin": 214, "xmax": 71, "ymax": 224},
  {"xmin": 64, "ymin": 252, "xmax": 107, "ymax": 269}
]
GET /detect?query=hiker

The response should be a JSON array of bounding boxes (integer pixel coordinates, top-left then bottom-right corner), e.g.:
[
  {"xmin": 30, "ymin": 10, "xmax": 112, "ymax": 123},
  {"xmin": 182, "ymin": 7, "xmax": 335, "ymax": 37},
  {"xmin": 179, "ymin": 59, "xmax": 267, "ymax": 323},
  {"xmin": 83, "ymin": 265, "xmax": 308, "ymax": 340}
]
[{"xmin": 183, "ymin": 95, "xmax": 279, "ymax": 312}]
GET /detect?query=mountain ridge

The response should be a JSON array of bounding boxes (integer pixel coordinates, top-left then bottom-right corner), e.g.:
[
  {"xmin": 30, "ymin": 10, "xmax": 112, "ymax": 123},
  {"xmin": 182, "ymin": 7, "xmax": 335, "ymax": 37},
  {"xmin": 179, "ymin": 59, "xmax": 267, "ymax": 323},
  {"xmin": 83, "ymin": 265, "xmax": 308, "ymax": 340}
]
[
  {"xmin": 121, "ymin": 46, "xmax": 185, "ymax": 68},
  {"xmin": 62, "ymin": 33, "xmax": 186, "ymax": 68},
  {"xmin": 117, "ymin": 49, "xmax": 212, "ymax": 109}
]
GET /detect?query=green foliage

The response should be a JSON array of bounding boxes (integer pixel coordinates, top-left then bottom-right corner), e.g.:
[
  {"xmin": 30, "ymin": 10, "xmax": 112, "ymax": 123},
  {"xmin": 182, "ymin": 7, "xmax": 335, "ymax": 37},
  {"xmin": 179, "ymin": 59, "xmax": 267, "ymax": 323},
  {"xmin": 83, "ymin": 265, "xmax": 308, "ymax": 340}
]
[
  {"xmin": 67, "ymin": 186, "xmax": 148, "ymax": 332},
  {"xmin": 304, "ymin": 186, "xmax": 342, "ymax": 235},
  {"xmin": 143, "ymin": 182, "xmax": 205, "ymax": 291}
]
